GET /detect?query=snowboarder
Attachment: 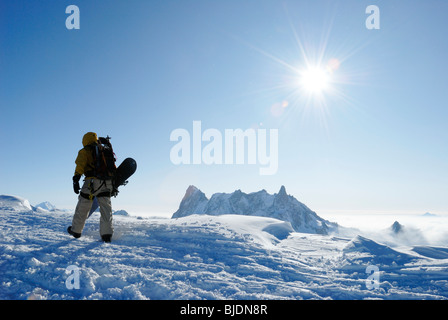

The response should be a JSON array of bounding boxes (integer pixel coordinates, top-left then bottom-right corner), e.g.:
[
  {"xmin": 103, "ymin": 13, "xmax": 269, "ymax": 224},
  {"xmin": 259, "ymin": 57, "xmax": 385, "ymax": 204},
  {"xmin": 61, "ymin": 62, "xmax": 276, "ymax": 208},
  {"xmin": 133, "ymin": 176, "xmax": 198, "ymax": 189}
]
[{"xmin": 67, "ymin": 132, "xmax": 115, "ymax": 242}]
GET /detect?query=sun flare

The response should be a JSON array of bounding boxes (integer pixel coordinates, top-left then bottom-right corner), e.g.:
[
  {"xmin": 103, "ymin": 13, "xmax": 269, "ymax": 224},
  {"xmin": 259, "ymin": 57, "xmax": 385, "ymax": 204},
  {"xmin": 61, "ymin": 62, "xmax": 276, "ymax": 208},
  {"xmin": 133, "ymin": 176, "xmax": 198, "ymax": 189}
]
[{"xmin": 299, "ymin": 66, "xmax": 331, "ymax": 95}]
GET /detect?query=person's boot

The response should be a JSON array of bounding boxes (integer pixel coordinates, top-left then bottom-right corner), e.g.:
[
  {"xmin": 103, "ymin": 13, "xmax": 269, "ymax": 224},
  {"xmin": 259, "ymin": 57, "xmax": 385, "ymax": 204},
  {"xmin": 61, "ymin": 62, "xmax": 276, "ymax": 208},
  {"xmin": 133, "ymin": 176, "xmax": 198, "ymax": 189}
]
[
  {"xmin": 67, "ymin": 226, "xmax": 81, "ymax": 239},
  {"xmin": 101, "ymin": 234, "xmax": 112, "ymax": 243}
]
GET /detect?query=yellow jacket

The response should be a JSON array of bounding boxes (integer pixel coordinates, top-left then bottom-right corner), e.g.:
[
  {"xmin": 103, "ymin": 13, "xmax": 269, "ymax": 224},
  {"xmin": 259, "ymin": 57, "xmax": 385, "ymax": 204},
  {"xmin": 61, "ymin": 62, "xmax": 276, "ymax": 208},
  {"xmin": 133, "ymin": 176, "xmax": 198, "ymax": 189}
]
[{"xmin": 74, "ymin": 132, "xmax": 98, "ymax": 178}]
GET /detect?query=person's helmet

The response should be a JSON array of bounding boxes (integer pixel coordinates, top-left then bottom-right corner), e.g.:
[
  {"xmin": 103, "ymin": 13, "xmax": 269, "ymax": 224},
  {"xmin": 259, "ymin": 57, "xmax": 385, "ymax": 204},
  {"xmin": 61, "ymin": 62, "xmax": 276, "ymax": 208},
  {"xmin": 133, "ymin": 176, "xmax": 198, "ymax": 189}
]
[{"xmin": 82, "ymin": 132, "xmax": 98, "ymax": 147}]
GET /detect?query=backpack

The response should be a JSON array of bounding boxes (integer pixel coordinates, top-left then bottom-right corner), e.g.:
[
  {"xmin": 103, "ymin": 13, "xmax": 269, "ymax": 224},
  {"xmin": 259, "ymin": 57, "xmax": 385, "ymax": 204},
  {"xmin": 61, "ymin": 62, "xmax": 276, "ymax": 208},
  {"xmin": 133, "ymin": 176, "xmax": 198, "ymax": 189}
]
[{"xmin": 92, "ymin": 136, "xmax": 117, "ymax": 180}]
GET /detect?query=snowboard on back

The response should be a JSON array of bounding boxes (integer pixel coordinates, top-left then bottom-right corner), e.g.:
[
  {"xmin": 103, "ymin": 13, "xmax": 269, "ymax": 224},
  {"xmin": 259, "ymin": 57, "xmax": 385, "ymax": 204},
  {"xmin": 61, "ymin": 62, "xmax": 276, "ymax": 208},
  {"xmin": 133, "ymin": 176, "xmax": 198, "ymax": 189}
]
[
  {"xmin": 88, "ymin": 157, "xmax": 137, "ymax": 218},
  {"xmin": 114, "ymin": 158, "xmax": 137, "ymax": 188}
]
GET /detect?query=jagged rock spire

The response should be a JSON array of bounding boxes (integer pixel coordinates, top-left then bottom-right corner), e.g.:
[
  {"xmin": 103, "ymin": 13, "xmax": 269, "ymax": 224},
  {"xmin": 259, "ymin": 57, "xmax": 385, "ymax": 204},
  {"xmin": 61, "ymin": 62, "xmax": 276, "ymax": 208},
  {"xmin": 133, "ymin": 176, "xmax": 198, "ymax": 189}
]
[
  {"xmin": 182, "ymin": 185, "xmax": 200, "ymax": 202},
  {"xmin": 172, "ymin": 185, "xmax": 335, "ymax": 235},
  {"xmin": 391, "ymin": 221, "xmax": 403, "ymax": 234},
  {"xmin": 278, "ymin": 185, "xmax": 287, "ymax": 195}
]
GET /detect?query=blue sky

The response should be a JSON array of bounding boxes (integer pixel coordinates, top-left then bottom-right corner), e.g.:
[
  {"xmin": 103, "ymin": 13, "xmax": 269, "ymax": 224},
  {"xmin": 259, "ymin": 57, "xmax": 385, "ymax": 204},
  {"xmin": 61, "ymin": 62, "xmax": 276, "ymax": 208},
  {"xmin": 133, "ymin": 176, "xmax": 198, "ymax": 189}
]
[{"xmin": 1, "ymin": 0, "xmax": 447, "ymax": 216}]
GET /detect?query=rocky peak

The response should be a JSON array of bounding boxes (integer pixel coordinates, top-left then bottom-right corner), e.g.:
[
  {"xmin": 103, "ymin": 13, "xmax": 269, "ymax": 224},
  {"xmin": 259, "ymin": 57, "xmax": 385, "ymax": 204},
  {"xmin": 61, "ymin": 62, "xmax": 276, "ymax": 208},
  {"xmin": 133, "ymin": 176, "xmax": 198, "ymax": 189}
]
[{"xmin": 172, "ymin": 186, "xmax": 336, "ymax": 235}]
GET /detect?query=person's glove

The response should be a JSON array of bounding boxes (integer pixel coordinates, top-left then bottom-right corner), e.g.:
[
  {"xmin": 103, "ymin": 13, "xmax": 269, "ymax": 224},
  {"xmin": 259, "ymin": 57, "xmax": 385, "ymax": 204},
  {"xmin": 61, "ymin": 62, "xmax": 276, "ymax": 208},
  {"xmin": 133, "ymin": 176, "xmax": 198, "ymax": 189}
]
[
  {"xmin": 73, "ymin": 174, "xmax": 81, "ymax": 194},
  {"xmin": 111, "ymin": 188, "xmax": 119, "ymax": 198}
]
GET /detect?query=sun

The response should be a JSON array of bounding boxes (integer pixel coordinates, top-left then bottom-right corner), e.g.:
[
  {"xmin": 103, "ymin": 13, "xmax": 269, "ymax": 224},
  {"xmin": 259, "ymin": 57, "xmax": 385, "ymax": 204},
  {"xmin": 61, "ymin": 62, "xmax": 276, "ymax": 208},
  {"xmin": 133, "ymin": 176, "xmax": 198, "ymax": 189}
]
[{"xmin": 299, "ymin": 66, "xmax": 331, "ymax": 95}]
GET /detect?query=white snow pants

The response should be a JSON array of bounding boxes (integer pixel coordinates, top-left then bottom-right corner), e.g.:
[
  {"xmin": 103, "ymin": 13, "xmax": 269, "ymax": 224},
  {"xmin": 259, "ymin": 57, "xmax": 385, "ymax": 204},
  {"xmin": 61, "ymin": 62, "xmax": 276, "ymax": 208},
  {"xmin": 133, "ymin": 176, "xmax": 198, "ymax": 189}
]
[{"xmin": 71, "ymin": 178, "xmax": 114, "ymax": 236}]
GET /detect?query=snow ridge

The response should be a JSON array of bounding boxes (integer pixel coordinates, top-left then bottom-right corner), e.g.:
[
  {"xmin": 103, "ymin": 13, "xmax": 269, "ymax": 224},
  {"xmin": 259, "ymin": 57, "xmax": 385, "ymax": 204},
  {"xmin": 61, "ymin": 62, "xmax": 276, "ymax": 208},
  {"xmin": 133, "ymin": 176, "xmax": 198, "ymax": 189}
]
[
  {"xmin": 172, "ymin": 185, "xmax": 335, "ymax": 234},
  {"xmin": 0, "ymin": 195, "xmax": 32, "ymax": 212}
]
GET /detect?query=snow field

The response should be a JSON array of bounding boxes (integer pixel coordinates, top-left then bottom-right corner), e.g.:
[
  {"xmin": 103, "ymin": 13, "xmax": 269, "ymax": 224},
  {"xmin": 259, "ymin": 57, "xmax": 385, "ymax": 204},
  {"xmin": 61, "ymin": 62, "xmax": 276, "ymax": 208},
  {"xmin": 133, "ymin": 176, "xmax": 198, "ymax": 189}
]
[{"xmin": 1, "ymin": 208, "xmax": 448, "ymax": 300}]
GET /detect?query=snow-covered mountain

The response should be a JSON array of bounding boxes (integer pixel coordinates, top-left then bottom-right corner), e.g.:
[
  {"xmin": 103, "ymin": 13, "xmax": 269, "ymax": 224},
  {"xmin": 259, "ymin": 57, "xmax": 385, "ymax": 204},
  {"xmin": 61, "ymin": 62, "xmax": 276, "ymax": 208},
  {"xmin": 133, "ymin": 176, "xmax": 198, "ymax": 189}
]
[
  {"xmin": 172, "ymin": 185, "xmax": 335, "ymax": 234},
  {"xmin": 423, "ymin": 212, "xmax": 438, "ymax": 217},
  {"xmin": 0, "ymin": 195, "xmax": 72, "ymax": 214},
  {"xmin": 35, "ymin": 201, "xmax": 57, "ymax": 212}
]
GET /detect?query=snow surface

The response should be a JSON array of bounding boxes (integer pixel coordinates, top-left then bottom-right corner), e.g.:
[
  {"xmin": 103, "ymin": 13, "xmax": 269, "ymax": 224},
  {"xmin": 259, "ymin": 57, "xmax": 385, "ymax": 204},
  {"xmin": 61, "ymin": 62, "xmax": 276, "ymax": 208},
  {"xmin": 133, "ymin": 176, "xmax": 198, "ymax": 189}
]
[{"xmin": 1, "ymin": 196, "xmax": 448, "ymax": 300}]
